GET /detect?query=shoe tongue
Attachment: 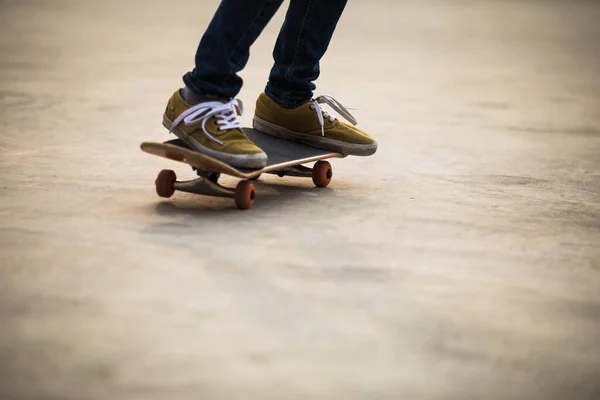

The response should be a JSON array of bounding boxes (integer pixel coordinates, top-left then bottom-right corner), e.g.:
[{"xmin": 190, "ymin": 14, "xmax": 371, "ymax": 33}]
[{"xmin": 311, "ymin": 101, "xmax": 336, "ymax": 123}]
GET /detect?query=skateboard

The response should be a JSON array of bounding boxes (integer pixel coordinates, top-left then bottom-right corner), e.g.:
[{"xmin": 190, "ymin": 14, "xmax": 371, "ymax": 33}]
[{"xmin": 140, "ymin": 128, "xmax": 346, "ymax": 209}]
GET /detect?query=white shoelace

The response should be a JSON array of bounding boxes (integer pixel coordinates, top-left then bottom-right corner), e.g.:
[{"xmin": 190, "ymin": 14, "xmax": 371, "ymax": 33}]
[
  {"xmin": 170, "ymin": 99, "xmax": 244, "ymax": 145},
  {"xmin": 309, "ymin": 95, "xmax": 358, "ymax": 136}
]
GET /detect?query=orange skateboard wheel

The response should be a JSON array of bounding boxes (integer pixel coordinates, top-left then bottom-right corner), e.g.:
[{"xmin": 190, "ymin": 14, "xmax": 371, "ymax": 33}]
[
  {"xmin": 235, "ymin": 180, "xmax": 255, "ymax": 209},
  {"xmin": 155, "ymin": 169, "xmax": 176, "ymax": 198},
  {"xmin": 312, "ymin": 161, "xmax": 332, "ymax": 187}
]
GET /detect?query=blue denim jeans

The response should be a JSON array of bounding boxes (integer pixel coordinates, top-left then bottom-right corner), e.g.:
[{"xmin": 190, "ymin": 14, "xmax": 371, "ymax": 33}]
[{"xmin": 182, "ymin": 0, "xmax": 348, "ymax": 109}]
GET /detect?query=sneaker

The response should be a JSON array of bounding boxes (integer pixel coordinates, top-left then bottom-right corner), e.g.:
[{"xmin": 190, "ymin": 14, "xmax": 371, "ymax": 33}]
[
  {"xmin": 253, "ymin": 92, "xmax": 377, "ymax": 156},
  {"xmin": 163, "ymin": 90, "xmax": 267, "ymax": 168}
]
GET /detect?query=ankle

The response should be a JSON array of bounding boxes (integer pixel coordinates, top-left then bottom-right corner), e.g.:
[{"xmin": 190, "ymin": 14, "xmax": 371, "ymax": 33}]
[
  {"xmin": 181, "ymin": 87, "xmax": 229, "ymax": 105},
  {"xmin": 263, "ymin": 89, "xmax": 310, "ymax": 110}
]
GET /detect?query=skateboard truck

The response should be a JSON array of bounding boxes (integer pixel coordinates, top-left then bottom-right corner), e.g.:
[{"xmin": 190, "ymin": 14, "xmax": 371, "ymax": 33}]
[{"xmin": 154, "ymin": 160, "xmax": 332, "ymax": 210}]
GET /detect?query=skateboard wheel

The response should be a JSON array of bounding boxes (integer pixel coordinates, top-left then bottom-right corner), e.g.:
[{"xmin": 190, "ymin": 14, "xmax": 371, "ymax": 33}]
[
  {"xmin": 312, "ymin": 161, "xmax": 332, "ymax": 188},
  {"xmin": 155, "ymin": 169, "xmax": 176, "ymax": 198},
  {"xmin": 235, "ymin": 180, "xmax": 255, "ymax": 209}
]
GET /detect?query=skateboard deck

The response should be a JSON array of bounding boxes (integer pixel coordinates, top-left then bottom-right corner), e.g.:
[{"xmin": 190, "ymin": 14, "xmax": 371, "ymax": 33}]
[
  {"xmin": 141, "ymin": 128, "xmax": 346, "ymax": 209},
  {"xmin": 141, "ymin": 128, "xmax": 344, "ymax": 179}
]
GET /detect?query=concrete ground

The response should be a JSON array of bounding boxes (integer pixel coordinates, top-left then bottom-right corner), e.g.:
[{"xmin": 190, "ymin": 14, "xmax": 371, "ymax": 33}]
[{"xmin": 1, "ymin": 0, "xmax": 599, "ymax": 399}]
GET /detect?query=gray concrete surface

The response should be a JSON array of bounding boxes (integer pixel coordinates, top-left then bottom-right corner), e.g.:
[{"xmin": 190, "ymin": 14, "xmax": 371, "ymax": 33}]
[{"xmin": 1, "ymin": 0, "xmax": 600, "ymax": 399}]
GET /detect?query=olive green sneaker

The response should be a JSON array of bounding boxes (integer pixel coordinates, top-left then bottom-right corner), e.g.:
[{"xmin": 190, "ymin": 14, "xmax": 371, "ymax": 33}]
[
  {"xmin": 253, "ymin": 92, "xmax": 377, "ymax": 156},
  {"xmin": 163, "ymin": 90, "xmax": 267, "ymax": 168}
]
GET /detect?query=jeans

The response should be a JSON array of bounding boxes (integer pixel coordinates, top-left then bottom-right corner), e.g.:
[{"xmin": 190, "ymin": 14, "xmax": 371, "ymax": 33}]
[{"xmin": 182, "ymin": 0, "xmax": 348, "ymax": 109}]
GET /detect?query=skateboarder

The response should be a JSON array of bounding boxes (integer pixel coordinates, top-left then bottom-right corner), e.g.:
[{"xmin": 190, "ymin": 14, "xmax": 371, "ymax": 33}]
[{"xmin": 163, "ymin": 0, "xmax": 378, "ymax": 169}]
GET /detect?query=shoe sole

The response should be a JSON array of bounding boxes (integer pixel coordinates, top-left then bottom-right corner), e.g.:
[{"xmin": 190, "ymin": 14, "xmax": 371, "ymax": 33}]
[
  {"xmin": 252, "ymin": 117, "xmax": 378, "ymax": 156},
  {"xmin": 162, "ymin": 114, "xmax": 267, "ymax": 169}
]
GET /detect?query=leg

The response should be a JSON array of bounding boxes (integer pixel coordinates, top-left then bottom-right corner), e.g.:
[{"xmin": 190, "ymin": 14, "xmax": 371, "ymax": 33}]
[
  {"xmin": 183, "ymin": 0, "xmax": 285, "ymax": 100},
  {"xmin": 252, "ymin": 1, "xmax": 377, "ymax": 156},
  {"xmin": 163, "ymin": 0, "xmax": 286, "ymax": 169},
  {"xmin": 265, "ymin": 0, "xmax": 348, "ymax": 108}
]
